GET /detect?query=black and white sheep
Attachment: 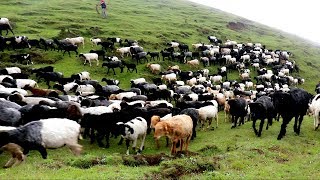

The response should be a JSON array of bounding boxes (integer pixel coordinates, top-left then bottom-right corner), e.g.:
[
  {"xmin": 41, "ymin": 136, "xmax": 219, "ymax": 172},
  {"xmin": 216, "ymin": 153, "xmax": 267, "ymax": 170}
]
[{"xmin": 0, "ymin": 118, "xmax": 82, "ymax": 159}]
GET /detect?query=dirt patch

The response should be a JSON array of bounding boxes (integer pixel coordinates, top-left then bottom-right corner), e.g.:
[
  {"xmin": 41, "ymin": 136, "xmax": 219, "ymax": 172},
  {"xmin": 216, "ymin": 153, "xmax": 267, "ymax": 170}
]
[
  {"xmin": 227, "ymin": 22, "xmax": 248, "ymax": 31},
  {"xmin": 275, "ymin": 157, "xmax": 289, "ymax": 164},
  {"xmin": 250, "ymin": 148, "xmax": 264, "ymax": 155},
  {"xmin": 123, "ymin": 153, "xmax": 171, "ymax": 167},
  {"xmin": 268, "ymin": 146, "xmax": 288, "ymax": 154}
]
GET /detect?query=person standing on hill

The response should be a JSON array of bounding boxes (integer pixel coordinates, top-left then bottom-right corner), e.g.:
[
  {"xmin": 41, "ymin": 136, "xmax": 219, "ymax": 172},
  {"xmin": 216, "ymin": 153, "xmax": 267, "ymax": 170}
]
[{"xmin": 96, "ymin": 0, "xmax": 110, "ymax": 18}]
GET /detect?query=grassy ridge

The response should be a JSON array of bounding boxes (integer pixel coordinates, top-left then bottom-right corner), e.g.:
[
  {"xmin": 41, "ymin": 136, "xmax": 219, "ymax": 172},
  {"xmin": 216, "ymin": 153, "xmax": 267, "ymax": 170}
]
[{"xmin": 1, "ymin": 0, "xmax": 320, "ymax": 179}]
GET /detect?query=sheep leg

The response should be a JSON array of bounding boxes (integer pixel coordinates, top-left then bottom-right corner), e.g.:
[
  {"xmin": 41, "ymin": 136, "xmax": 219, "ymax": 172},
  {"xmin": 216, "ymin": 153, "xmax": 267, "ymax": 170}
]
[
  {"xmin": 180, "ymin": 139, "xmax": 184, "ymax": 152},
  {"xmin": 296, "ymin": 115, "xmax": 304, "ymax": 135},
  {"xmin": 125, "ymin": 139, "xmax": 130, "ymax": 155},
  {"xmin": 252, "ymin": 119, "xmax": 258, "ymax": 135},
  {"xmin": 171, "ymin": 140, "xmax": 176, "ymax": 155},
  {"xmin": 208, "ymin": 118, "xmax": 212, "ymax": 130},
  {"xmin": 118, "ymin": 137, "xmax": 124, "ymax": 145},
  {"xmin": 258, "ymin": 119, "xmax": 264, "ymax": 137},
  {"xmin": 105, "ymin": 131, "xmax": 110, "ymax": 148},
  {"xmin": 293, "ymin": 115, "xmax": 300, "ymax": 134},
  {"xmin": 37, "ymin": 146, "xmax": 48, "ymax": 159},
  {"xmin": 231, "ymin": 116, "xmax": 237, "ymax": 129},
  {"xmin": 277, "ymin": 120, "xmax": 288, "ymax": 140},
  {"xmin": 166, "ymin": 137, "xmax": 169, "ymax": 147},
  {"xmin": 138, "ymin": 133, "xmax": 147, "ymax": 154},
  {"xmin": 216, "ymin": 114, "xmax": 219, "ymax": 129},
  {"xmin": 96, "ymin": 130, "xmax": 105, "ymax": 147},
  {"xmin": 3, "ymin": 158, "xmax": 16, "ymax": 168},
  {"xmin": 112, "ymin": 68, "xmax": 116, "ymax": 75}
]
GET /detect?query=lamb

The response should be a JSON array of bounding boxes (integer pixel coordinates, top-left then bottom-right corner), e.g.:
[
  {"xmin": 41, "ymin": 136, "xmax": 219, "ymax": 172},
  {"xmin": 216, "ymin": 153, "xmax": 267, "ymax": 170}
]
[
  {"xmin": 0, "ymin": 143, "xmax": 25, "ymax": 168},
  {"xmin": 153, "ymin": 114, "xmax": 193, "ymax": 155},
  {"xmin": 79, "ymin": 53, "xmax": 99, "ymax": 66},
  {"xmin": 0, "ymin": 118, "xmax": 82, "ymax": 159},
  {"xmin": 116, "ymin": 117, "xmax": 147, "ymax": 155},
  {"xmin": 308, "ymin": 94, "xmax": 320, "ymax": 130},
  {"xmin": 198, "ymin": 105, "xmax": 218, "ymax": 130},
  {"xmin": 8, "ymin": 93, "xmax": 56, "ymax": 105},
  {"xmin": 147, "ymin": 63, "xmax": 161, "ymax": 74}
]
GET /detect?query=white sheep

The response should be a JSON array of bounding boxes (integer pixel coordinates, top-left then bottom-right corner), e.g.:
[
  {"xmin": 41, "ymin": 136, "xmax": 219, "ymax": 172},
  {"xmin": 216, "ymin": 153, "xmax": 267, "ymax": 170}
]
[
  {"xmin": 210, "ymin": 75, "xmax": 222, "ymax": 84},
  {"xmin": 79, "ymin": 53, "xmax": 99, "ymax": 67},
  {"xmin": 308, "ymin": 95, "xmax": 320, "ymax": 130},
  {"xmin": 0, "ymin": 119, "xmax": 82, "ymax": 159},
  {"xmin": 16, "ymin": 79, "xmax": 38, "ymax": 89},
  {"xmin": 109, "ymin": 92, "xmax": 137, "ymax": 100},
  {"xmin": 1, "ymin": 67, "xmax": 21, "ymax": 74},
  {"xmin": 116, "ymin": 47, "xmax": 131, "ymax": 58},
  {"xmin": 187, "ymin": 59, "xmax": 199, "ymax": 67},
  {"xmin": 130, "ymin": 78, "xmax": 146, "ymax": 86},
  {"xmin": 116, "ymin": 117, "xmax": 147, "ymax": 155},
  {"xmin": 198, "ymin": 105, "xmax": 219, "ymax": 130},
  {"xmin": 0, "ymin": 88, "xmax": 28, "ymax": 96},
  {"xmin": 147, "ymin": 63, "xmax": 161, "ymax": 74},
  {"xmin": 80, "ymin": 106, "xmax": 113, "ymax": 115},
  {"xmin": 161, "ymin": 73, "xmax": 176, "ymax": 83},
  {"xmin": 65, "ymin": 37, "xmax": 85, "ymax": 49},
  {"xmin": 75, "ymin": 84, "xmax": 95, "ymax": 95},
  {"xmin": 90, "ymin": 38, "xmax": 101, "ymax": 47}
]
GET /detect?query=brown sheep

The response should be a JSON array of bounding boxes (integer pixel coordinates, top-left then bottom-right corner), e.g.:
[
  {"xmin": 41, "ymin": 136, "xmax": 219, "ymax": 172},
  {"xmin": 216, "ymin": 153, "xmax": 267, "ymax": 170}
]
[
  {"xmin": 0, "ymin": 143, "xmax": 25, "ymax": 168},
  {"xmin": 154, "ymin": 115, "xmax": 193, "ymax": 155}
]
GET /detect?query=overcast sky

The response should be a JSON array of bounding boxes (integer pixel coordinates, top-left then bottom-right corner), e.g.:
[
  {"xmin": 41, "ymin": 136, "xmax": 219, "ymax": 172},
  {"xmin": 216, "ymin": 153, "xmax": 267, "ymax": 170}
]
[{"xmin": 187, "ymin": 0, "xmax": 319, "ymax": 44}]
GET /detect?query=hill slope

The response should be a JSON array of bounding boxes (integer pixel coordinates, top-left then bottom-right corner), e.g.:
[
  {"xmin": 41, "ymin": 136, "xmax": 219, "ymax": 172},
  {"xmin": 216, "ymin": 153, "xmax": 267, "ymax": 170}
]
[{"xmin": 1, "ymin": 0, "xmax": 320, "ymax": 179}]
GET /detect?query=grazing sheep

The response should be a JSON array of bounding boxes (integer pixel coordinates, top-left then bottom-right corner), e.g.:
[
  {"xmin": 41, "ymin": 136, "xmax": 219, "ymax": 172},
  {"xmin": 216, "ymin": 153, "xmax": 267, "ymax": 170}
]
[
  {"xmin": 0, "ymin": 143, "xmax": 25, "ymax": 168},
  {"xmin": 116, "ymin": 117, "xmax": 147, "ymax": 155},
  {"xmin": 0, "ymin": 118, "xmax": 82, "ymax": 159},
  {"xmin": 153, "ymin": 114, "xmax": 193, "ymax": 155},
  {"xmin": 79, "ymin": 53, "xmax": 99, "ymax": 66}
]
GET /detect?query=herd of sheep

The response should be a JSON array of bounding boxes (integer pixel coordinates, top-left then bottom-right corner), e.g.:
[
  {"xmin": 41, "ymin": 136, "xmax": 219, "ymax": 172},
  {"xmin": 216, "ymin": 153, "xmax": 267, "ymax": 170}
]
[{"xmin": 0, "ymin": 17, "xmax": 319, "ymax": 170}]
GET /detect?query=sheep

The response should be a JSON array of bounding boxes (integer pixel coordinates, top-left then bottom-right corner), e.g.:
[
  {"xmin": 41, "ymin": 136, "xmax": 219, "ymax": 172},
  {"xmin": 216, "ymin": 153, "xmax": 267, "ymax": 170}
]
[
  {"xmin": 147, "ymin": 52, "xmax": 160, "ymax": 61},
  {"xmin": 198, "ymin": 105, "xmax": 218, "ymax": 130},
  {"xmin": 0, "ymin": 143, "xmax": 25, "ymax": 168},
  {"xmin": 116, "ymin": 47, "xmax": 131, "ymax": 58},
  {"xmin": 116, "ymin": 117, "xmax": 147, "ymax": 155},
  {"xmin": 74, "ymin": 84, "xmax": 95, "ymax": 95},
  {"xmin": 153, "ymin": 114, "xmax": 193, "ymax": 155},
  {"xmin": 210, "ymin": 75, "xmax": 223, "ymax": 84},
  {"xmin": 0, "ymin": 67, "xmax": 21, "ymax": 75},
  {"xmin": 71, "ymin": 71, "xmax": 91, "ymax": 81},
  {"xmin": 109, "ymin": 92, "xmax": 137, "ymax": 100},
  {"xmin": 308, "ymin": 95, "xmax": 320, "ymax": 130},
  {"xmin": 9, "ymin": 93, "xmax": 55, "ymax": 106},
  {"xmin": 147, "ymin": 63, "xmax": 161, "ymax": 74},
  {"xmin": 23, "ymin": 85, "xmax": 57, "ymax": 97},
  {"xmin": 161, "ymin": 73, "xmax": 177, "ymax": 83},
  {"xmin": 65, "ymin": 37, "xmax": 85, "ymax": 49},
  {"xmin": 0, "ymin": 108, "xmax": 21, "ymax": 127},
  {"xmin": 90, "ymin": 38, "xmax": 101, "ymax": 47},
  {"xmin": 0, "ymin": 18, "xmax": 14, "ymax": 36},
  {"xmin": 0, "ymin": 118, "xmax": 82, "ymax": 159},
  {"xmin": 79, "ymin": 53, "xmax": 99, "ymax": 66},
  {"xmin": 272, "ymin": 88, "xmax": 313, "ymax": 140},
  {"xmin": 53, "ymin": 82, "xmax": 77, "ymax": 95},
  {"xmin": 187, "ymin": 59, "xmax": 199, "ymax": 67}
]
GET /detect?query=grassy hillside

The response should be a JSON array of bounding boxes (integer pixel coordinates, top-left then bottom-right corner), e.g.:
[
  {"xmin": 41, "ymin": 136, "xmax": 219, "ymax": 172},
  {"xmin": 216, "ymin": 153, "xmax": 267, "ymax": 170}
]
[{"xmin": 1, "ymin": 0, "xmax": 320, "ymax": 179}]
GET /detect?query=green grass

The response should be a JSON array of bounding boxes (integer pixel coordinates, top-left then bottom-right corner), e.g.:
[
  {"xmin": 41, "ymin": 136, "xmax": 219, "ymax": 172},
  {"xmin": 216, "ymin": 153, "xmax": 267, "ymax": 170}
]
[{"xmin": 1, "ymin": 0, "xmax": 320, "ymax": 179}]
